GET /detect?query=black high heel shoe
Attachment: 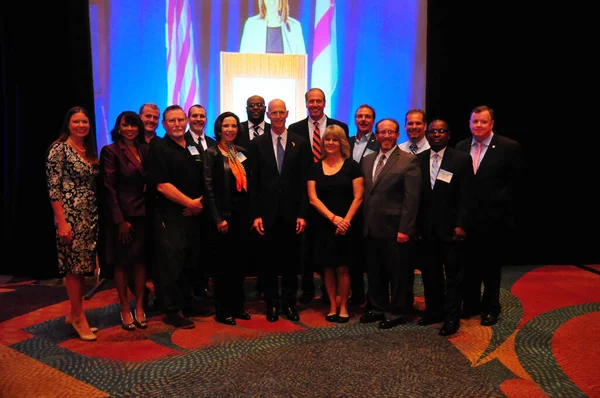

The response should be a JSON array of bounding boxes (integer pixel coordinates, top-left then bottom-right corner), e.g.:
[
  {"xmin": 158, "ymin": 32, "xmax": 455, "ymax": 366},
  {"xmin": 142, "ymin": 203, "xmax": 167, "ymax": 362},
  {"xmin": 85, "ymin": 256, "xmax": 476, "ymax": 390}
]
[
  {"xmin": 121, "ymin": 311, "xmax": 136, "ymax": 331},
  {"xmin": 133, "ymin": 310, "xmax": 148, "ymax": 329}
]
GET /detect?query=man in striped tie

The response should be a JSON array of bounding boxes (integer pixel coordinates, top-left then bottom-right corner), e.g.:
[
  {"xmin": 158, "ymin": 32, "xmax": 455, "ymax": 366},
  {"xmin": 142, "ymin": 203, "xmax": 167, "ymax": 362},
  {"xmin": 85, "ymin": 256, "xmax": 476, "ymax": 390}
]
[
  {"xmin": 236, "ymin": 95, "xmax": 271, "ymax": 150},
  {"xmin": 288, "ymin": 88, "xmax": 349, "ymax": 305},
  {"xmin": 398, "ymin": 109, "xmax": 430, "ymax": 155}
]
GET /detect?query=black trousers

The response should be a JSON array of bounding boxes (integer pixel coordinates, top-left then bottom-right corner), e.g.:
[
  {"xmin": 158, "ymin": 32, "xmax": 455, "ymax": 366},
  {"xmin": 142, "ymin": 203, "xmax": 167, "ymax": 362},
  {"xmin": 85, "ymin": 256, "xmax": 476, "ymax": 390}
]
[
  {"xmin": 418, "ymin": 238, "xmax": 465, "ymax": 322},
  {"xmin": 153, "ymin": 215, "xmax": 203, "ymax": 314},
  {"xmin": 211, "ymin": 209, "xmax": 248, "ymax": 317},
  {"xmin": 259, "ymin": 217, "xmax": 301, "ymax": 305},
  {"xmin": 462, "ymin": 227, "xmax": 510, "ymax": 316}
]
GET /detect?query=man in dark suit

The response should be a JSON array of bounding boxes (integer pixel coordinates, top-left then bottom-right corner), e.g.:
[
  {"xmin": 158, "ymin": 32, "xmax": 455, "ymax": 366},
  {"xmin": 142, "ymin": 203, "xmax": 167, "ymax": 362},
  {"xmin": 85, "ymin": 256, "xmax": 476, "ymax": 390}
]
[
  {"xmin": 288, "ymin": 87, "xmax": 349, "ymax": 304},
  {"xmin": 236, "ymin": 95, "xmax": 271, "ymax": 149},
  {"xmin": 185, "ymin": 104, "xmax": 217, "ymax": 152},
  {"xmin": 235, "ymin": 95, "xmax": 271, "ymax": 298},
  {"xmin": 348, "ymin": 104, "xmax": 379, "ymax": 306},
  {"xmin": 455, "ymin": 105, "xmax": 525, "ymax": 327},
  {"xmin": 249, "ymin": 98, "xmax": 311, "ymax": 322},
  {"xmin": 416, "ymin": 119, "xmax": 473, "ymax": 336},
  {"xmin": 359, "ymin": 118, "xmax": 421, "ymax": 329},
  {"xmin": 184, "ymin": 104, "xmax": 217, "ymax": 302}
]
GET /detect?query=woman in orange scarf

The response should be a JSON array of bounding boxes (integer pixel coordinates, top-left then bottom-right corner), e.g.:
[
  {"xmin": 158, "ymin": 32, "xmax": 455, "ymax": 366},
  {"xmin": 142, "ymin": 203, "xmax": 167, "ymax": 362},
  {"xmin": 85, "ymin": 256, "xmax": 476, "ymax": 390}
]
[{"xmin": 203, "ymin": 112, "xmax": 252, "ymax": 325}]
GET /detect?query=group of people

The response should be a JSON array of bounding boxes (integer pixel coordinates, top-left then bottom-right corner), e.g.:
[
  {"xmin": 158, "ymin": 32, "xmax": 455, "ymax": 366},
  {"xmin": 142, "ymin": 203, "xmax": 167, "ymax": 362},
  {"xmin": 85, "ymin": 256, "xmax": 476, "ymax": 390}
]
[{"xmin": 45, "ymin": 87, "xmax": 524, "ymax": 341}]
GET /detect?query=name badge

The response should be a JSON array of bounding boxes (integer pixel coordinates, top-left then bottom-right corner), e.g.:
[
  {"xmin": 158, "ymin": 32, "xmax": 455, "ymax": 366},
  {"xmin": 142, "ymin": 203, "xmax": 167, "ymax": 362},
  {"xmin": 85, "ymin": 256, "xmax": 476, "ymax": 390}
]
[
  {"xmin": 236, "ymin": 152, "xmax": 247, "ymax": 162},
  {"xmin": 188, "ymin": 146, "xmax": 200, "ymax": 155},
  {"xmin": 437, "ymin": 169, "xmax": 453, "ymax": 183}
]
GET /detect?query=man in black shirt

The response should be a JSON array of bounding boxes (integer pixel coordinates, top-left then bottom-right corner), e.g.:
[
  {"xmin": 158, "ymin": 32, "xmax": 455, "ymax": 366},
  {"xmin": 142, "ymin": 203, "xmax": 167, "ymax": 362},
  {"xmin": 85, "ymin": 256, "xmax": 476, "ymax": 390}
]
[{"xmin": 145, "ymin": 105, "xmax": 212, "ymax": 328}]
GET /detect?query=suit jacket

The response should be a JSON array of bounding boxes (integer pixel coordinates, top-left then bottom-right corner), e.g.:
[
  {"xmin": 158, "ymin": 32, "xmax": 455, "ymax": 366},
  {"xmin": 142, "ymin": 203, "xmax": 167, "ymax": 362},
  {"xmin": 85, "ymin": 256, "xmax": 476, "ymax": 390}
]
[
  {"xmin": 236, "ymin": 120, "xmax": 271, "ymax": 150},
  {"xmin": 288, "ymin": 116, "xmax": 349, "ymax": 142},
  {"xmin": 416, "ymin": 147, "xmax": 473, "ymax": 241},
  {"xmin": 455, "ymin": 134, "xmax": 524, "ymax": 232},
  {"xmin": 349, "ymin": 132, "xmax": 380, "ymax": 166},
  {"xmin": 248, "ymin": 132, "xmax": 311, "ymax": 230},
  {"xmin": 362, "ymin": 147, "xmax": 421, "ymax": 239},
  {"xmin": 99, "ymin": 140, "xmax": 149, "ymax": 224},
  {"xmin": 184, "ymin": 131, "xmax": 217, "ymax": 156}
]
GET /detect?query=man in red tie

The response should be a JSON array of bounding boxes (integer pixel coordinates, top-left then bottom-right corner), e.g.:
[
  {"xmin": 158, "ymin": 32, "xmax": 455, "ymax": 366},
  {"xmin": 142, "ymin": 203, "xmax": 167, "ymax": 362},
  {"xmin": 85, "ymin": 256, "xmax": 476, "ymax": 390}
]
[
  {"xmin": 288, "ymin": 88, "xmax": 349, "ymax": 305},
  {"xmin": 455, "ymin": 105, "xmax": 525, "ymax": 327}
]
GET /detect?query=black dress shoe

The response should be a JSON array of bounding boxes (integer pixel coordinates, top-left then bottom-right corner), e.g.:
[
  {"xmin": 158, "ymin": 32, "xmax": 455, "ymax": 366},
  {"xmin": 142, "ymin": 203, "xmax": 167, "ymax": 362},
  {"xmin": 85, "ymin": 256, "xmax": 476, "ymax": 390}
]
[
  {"xmin": 439, "ymin": 320, "xmax": 459, "ymax": 336},
  {"xmin": 282, "ymin": 303, "xmax": 300, "ymax": 321},
  {"xmin": 234, "ymin": 311, "xmax": 251, "ymax": 320},
  {"xmin": 418, "ymin": 314, "xmax": 443, "ymax": 326},
  {"xmin": 480, "ymin": 313, "xmax": 499, "ymax": 326},
  {"xmin": 378, "ymin": 317, "xmax": 405, "ymax": 329},
  {"xmin": 299, "ymin": 291, "xmax": 314, "ymax": 304},
  {"xmin": 359, "ymin": 311, "xmax": 385, "ymax": 324},
  {"xmin": 216, "ymin": 315, "xmax": 236, "ymax": 326},
  {"xmin": 325, "ymin": 314, "xmax": 339, "ymax": 322},
  {"xmin": 266, "ymin": 304, "xmax": 279, "ymax": 322}
]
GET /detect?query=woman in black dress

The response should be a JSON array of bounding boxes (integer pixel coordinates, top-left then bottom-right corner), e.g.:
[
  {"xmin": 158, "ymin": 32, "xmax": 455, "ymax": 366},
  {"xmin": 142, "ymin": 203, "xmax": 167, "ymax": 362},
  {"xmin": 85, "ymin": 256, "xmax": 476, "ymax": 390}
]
[{"xmin": 307, "ymin": 125, "xmax": 364, "ymax": 323}]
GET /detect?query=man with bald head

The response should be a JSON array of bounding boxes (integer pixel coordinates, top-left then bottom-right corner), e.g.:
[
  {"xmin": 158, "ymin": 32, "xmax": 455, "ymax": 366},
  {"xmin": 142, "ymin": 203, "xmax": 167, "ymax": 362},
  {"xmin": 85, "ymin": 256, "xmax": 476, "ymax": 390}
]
[
  {"xmin": 249, "ymin": 99, "xmax": 312, "ymax": 322},
  {"xmin": 236, "ymin": 95, "xmax": 271, "ymax": 149}
]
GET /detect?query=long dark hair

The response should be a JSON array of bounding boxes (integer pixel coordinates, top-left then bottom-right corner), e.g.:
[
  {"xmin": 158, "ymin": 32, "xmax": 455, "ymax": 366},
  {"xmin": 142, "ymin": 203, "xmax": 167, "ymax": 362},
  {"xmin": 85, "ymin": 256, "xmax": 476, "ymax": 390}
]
[{"xmin": 50, "ymin": 106, "xmax": 98, "ymax": 163}]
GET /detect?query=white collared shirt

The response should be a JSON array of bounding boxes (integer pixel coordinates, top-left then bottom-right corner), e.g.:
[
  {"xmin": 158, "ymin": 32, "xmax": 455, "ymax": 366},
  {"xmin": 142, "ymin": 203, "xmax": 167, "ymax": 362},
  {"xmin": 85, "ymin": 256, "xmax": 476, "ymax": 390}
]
[
  {"xmin": 191, "ymin": 130, "xmax": 207, "ymax": 151},
  {"xmin": 309, "ymin": 115, "xmax": 327, "ymax": 142}
]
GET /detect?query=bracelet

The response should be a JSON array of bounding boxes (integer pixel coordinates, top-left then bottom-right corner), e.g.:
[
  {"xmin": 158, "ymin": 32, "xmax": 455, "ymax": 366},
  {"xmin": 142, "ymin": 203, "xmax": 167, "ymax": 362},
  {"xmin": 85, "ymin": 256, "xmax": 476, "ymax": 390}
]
[{"xmin": 331, "ymin": 214, "xmax": 336, "ymax": 223}]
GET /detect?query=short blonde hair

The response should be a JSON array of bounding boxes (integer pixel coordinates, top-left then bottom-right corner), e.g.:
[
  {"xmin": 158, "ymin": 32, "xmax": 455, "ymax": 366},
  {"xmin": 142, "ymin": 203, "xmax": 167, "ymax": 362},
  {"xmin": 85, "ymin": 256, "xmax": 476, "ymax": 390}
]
[{"xmin": 321, "ymin": 125, "xmax": 350, "ymax": 159}]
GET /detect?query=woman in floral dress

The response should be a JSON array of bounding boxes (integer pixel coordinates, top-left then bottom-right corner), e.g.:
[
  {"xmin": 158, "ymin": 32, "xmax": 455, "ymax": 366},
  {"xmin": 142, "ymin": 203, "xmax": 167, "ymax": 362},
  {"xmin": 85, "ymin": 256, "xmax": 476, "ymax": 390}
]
[{"xmin": 46, "ymin": 106, "xmax": 99, "ymax": 341}]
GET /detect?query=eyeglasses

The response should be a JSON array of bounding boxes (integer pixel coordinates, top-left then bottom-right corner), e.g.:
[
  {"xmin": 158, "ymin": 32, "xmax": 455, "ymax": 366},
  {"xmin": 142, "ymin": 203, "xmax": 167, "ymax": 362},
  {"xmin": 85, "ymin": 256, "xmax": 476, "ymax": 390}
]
[
  {"xmin": 377, "ymin": 130, "xmax": 398, "ymax": 136},
  {"xmin": 427, "ymin": 129, "xmax": 450, "ymax": 134},
  {"xmin": 247, "ymin": 102, "xmax": 265, "ymax": 108}
]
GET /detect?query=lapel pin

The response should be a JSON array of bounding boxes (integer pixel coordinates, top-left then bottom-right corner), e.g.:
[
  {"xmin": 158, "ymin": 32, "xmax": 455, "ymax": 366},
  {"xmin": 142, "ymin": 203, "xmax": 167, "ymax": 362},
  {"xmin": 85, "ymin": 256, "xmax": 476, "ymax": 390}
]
[
  {"xmin": 492, "ymin": 145, "xmax": 496, "ymax": 148},
  {"xmin": 292, "ymin": 141, "xmax": 296, "ymax": 147}
]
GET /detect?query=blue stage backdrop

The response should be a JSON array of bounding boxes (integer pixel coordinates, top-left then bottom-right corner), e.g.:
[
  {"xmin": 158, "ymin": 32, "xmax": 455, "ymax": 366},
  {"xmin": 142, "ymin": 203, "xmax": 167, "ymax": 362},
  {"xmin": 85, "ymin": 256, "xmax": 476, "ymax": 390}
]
[{"xmin": 89, "ymin": 0, "xmax": 426, "ymax": 150}]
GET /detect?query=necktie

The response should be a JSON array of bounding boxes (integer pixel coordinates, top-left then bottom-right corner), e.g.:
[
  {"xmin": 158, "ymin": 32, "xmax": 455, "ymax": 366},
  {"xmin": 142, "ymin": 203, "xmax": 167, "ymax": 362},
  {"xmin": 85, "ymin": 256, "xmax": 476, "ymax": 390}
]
[
  {"xmin": 312, "ymin": 122, "xmax": 321, "ymax": 162},
  {"xmin": 409, "ymin": 143, "xmax": 418, "ymax": 155},
  {"xmin": 373, "ymin": 154, "xmax": 386, "ymax": 183},
  {"xmin": 430, "ymin": 153, "xmax": 439, "ymax": 189},
  {"xmin": 276, "ymin": 136, "xmax": 285, "ymax": 174},
  {"xmin": 252, "ymin": 125, "xmax": 260, "ymax": 139},
  {"xmin": 472, "ymin": 142, "xmax": 482, "ymax": 174}
]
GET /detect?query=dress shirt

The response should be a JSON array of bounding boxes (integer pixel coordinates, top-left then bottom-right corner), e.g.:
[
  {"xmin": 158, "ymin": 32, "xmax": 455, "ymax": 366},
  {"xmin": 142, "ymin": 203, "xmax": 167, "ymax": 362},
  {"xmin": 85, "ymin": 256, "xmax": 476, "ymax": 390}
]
[
  {"xmin": 373, "ymin": 146, "xmax": 397, "ymax": 180},
  {"xmin": 248, "ymin": 121, "xmax": 266, "ymax": 140},
  {"xmin": 271, "ymin": 130, "xmax": 289, "ymax": 166},
  {"xmin": 470, "ymin": 132, "xmax": 494, "ymax": 171},
  {"xmin": 352, "ymin": 132, "xmax": 373, "ymax": 163},
  {"xmin": 309, "ymin": 115, "xmax": 327, "ymax": 143},
  {"xmin": 398, "ymin": 136, "xmax": 430, "ymax": 154},
  {"xmin": 190, "ymin": 130, "xmax": 207, "ymax": 151}
]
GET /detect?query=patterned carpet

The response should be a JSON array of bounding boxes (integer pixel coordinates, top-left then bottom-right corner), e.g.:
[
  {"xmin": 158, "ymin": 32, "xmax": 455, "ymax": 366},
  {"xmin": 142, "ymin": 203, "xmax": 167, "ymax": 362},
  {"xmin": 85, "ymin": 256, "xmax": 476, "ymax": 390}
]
[{"xmin": 0, "ymin": 265, "xmax": 599, "ymax": 397}]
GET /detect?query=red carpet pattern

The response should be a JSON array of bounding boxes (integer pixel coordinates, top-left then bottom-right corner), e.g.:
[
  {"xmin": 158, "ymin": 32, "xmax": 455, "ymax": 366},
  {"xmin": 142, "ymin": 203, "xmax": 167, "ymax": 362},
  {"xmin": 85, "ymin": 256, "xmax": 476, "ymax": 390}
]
[{"xmin": 0, "ymin": 265, "xmax": 599, "ymax": 397}]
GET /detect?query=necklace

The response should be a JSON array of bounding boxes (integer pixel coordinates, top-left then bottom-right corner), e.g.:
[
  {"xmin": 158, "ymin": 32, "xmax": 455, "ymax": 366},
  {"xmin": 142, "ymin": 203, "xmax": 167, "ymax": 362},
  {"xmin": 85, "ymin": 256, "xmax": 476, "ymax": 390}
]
[{"xmin": 67, "ymin": 138, "xmax": 86, "ymax": 152}]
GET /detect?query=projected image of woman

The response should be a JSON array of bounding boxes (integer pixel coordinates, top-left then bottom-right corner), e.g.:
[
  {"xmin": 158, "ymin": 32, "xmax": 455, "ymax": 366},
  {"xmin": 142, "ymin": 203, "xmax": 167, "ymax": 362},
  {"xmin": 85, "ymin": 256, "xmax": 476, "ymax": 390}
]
[{"xmin": 239, "ymin": 0, "xmax": 306, "ymax": 54}]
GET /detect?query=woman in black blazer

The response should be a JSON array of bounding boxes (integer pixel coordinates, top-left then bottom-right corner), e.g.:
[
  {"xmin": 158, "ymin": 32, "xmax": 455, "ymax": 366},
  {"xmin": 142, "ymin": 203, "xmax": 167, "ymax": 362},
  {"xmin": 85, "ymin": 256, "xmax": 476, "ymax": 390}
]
[{"xmin": 203, "ymin": 112, "xmax": 252, "ymax": 325}]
